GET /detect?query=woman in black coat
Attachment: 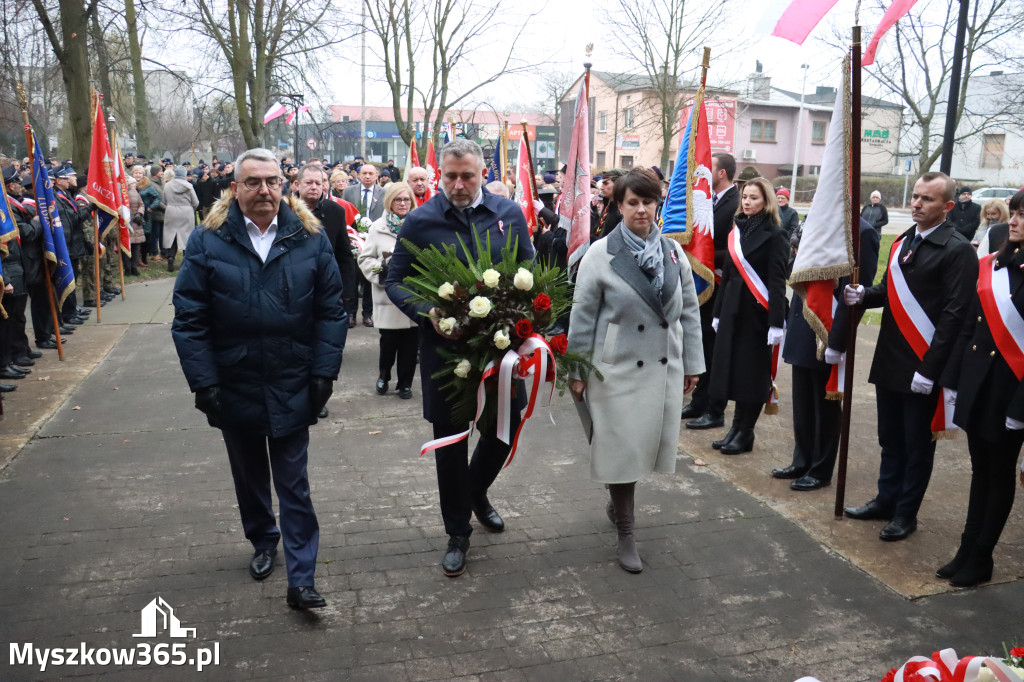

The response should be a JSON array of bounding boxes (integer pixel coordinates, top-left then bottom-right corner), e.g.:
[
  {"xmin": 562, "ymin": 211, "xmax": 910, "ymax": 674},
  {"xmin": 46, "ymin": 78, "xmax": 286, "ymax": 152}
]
[
  {"xmin": 860, "ymin": 191, "xmax": 889, "ymax": 232},
  {"xmin": 709, "ymin": 177, "xmax": 790, "ymax": 454},
  {"xmin": 937, "ymin": 189, "xmax": 1024, "ymax": 587}
]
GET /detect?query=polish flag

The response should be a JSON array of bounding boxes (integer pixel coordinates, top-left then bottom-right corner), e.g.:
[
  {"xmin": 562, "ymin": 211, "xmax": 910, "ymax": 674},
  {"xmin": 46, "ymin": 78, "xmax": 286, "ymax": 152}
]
[
  {"xmin": 513, "ymin": 137, "xmax": 537, "ymax": 232},
  {"xmin": 263, "ymin": 101, "xmax": 287, "ymax": 124},
  {"xmin": 769, "ymin": 0, "xmax": 841, "ymax": 44},
  {"xmin": 863, "ymin": 0, "xmax": 922, "ymax": 66},
  {"xmin": 425, "ymin": 139, "xmax": 440, "ymax": 195},
  {"xmin": 285, "ymin": 105, "xmax": 310, "ymax": 125}
]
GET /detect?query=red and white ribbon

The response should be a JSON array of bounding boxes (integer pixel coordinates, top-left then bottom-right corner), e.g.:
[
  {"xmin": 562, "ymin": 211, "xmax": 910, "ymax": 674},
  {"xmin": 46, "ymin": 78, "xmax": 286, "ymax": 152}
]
[
  {"xmin": 978, "ymin": 253, "xmax": 1024, "ymax": 381},
  {"xmin": 796, "ymin": 651, "xmax": 1022, "ymax": 682},
  {"xmin": 825, "ymin": 297, "xmax": 847, "ymax": 397},
  {"xmin": 727, "ymin": 227, "xmax": 769, "ymax": 309},
  {"xmin": 347, "ymin": 226, "xmax": 365, "ymax": 253}
]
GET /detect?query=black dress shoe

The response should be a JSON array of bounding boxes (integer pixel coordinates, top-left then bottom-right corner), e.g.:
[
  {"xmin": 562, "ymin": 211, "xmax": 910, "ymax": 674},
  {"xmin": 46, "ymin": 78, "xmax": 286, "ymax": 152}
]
[
  {"xmin": 473, "ymin": 499, "xmax": 505, "ymax": 532},
  {"xmin": 13, "ymin": 357, "xmax": 35, "ymax": 367},
  {"xmin": 27, "ymin": 350, "xmax": 43, "ymax": 359},
  {"xmin": 103, "ymin": 287, "xmax": 122, "ymax": 296},
  {"xmin": 248, "ymin": 549, "xmax": 276, "ymax": 580},
  {"xmin": 0, "ymin": 367, "xmax": 25, "ymax": 380},
  {"xmin": 8, "ymin": 364, "xmax": 30, "ymax": 375},
  {"xmin": 686, "ymin": 413, "xmax": 725, "ymax": 430},
  {"xmin": 879, "ymin": 516, "xmax": 917, "ymax": 541},
  {"xmin": 318, "ymin": 406, "xmax": 329, "ymax": 418},
  {"xmin": 791, "ymin": 475, "xmax": 831, "ymax": 491},
  {"xmin": 398, "ymin": 387, "xmax": 412, "ymax": 400},
  {"xmin": 348, "ymin": 317, "xmax": 356, "ymax": 328},
  {"xmin": 680, "ymin": 401, "xmax": 705, "ymax": 420},
  {"xmin": 712, "ymin": 427, "xmax": 738, "ymax": 450},
  {"xmin": 0, "ymin": 383, "xmax": 16, "ymax": 392},
  {"xmin": 442, "ymin": 536, "xmax": 469, "ymax": 577},
  {"xmin": 363, "ymin": 316, "xmax": 374, "ymax": 328},
  {"xmin": 375, "ymin": 377, "xmax": 388, "ymax": 395},
  {"xmin": 64, "ymin": 317, "xmax": 84, "ymax": 325},
  {"xmin": 82, "ymin": 300, "xmax": 99, "ymax": 307},
  {"xmin": 286, "ymin": 586, "xmax": 327, "ymax": 609},
  {"xmin": 771, "ymin": 464, "xmax": 806, "ymax": 480},
  {"xmin": 37, "ymin": 339, "xmax": 59, "ymax": 350},
  {"xmin": 76, "ymin": 307, "xmax": 91, "ymax": 316},
  {"xmin": 59, "ymin": 326, "xmax": 75, "ymax": 335},
  {"xmin": 720, "ymin": 429, "xmax": 754, "ymax": 455},
  {"xmin": 844, "ymin": 498, "xmax": 894, "ymax": 521}
]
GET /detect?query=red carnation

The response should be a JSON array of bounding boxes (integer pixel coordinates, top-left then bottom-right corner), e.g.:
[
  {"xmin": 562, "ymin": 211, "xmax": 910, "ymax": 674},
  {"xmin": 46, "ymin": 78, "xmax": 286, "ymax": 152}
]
[
  {"xmin": 515, "ymin": 319, "xmax": 533, "ymax": 338},
  {"xmin": 549, "ymin": 334, "xmax": 568, "ymax": 355},
  {"xmin": 533, "ymin": 293, "xmax": 552, "ymax": 311},
  {"xmin": 1011, "ymin": 647, "xmax": 1024, "ymax": 658}
]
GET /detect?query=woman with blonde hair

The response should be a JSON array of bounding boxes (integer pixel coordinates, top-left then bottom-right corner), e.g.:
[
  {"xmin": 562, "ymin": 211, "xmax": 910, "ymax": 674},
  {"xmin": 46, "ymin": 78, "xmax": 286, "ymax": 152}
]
[
  {"xmin": 708, "ymin": 176, "xmax": 790, "ymax": 454},
  {"xmin": 975, "ymin": 198, "xmax": 1010, "ymax": 254}
]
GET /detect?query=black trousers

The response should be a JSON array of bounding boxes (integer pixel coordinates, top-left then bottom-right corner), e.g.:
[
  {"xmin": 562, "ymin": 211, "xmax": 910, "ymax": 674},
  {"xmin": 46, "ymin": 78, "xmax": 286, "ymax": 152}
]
[
  {"xmin": 875, "ymin": 385, "xmax": 939, "ymax": 518},
  {"xmin": 959, "ymin": 429, "xmax": 1024, "ymax": 556},
  {"xmin": 378, "ymin": 327, "xmax": 418, "ymax": 389},
  {"xmin": 789, "ymin": 364, "xmax": 842, "ymax": 480},
  {"xmin": 431, "ymin": 410, "xmax": 522, "ymax": 538},
  {"xmin": 27, "ymin": 284, "xmax": 53, "ymax": 343},
  {"xmin": 346, "ymin": 273, "xmax": 374, "ymax": 319},
  {"xmin": 61, "ymin": 259, "xmax": 79, "ymax": 321},
  {"xmin": 687, "ymin": 296, "xmax": 726, "ymax": 418},
  {"xmin": 731, "ymin": 401, "xmax": 762, "ymax": 431},
  {"xmin": 221, "ymin": 427, "xmax": 319, "ymax": 588},
  {"xmin": 1, "ymin": 294, "xmax": 30, "ymax": 364}
]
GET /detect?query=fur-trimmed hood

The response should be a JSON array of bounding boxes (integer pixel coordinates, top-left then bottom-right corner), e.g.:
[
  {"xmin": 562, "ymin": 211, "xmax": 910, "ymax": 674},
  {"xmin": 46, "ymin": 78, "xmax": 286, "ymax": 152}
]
[{"xmin": 203, "ymin": 191, "xmax": 321, "ymax": 235}]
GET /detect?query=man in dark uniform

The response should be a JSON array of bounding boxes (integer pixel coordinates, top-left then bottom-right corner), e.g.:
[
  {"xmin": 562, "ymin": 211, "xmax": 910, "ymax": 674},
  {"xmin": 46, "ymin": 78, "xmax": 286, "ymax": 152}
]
[
  {"xmin": 683, "ymin": 152, "xmax": 739, "ymax": 430},
  {"xmin": 844, "ymin": 172, "xmax": 978, "ymax": 540},
  {"xmin": 386, "ymin": 139, "xmax": 534, "ymax": 577},
  {"xmin": 52, "ymin": 167, "xmax": 89, "ymax": 328},
  {"xmin": 948, "ymin": 186, "xmax": 982, "ymax": 241}
]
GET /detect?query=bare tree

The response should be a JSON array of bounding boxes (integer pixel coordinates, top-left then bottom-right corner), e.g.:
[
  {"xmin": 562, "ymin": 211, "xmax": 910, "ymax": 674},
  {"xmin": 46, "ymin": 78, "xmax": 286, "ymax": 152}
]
[
  {"xmin": 363, "ymin": 0, "xmax": 540, "ymax": 149},
  {"xmin": 864, "ymin": 0, "xmax": 1024, "ymax": 172},
  {"xmin": 534, "ymin": 71, "xmax": 576, "ymax": 161},
  {"xmin": 606, "ymin": 0, "xmax": 724, "ymax": 170}
]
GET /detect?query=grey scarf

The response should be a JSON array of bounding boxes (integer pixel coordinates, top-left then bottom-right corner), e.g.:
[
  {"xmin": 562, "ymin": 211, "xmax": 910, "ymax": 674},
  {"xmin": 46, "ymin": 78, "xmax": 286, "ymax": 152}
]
[{"xmin": 620, "ymin": 222, "xmax": 664, "ymax": 289}]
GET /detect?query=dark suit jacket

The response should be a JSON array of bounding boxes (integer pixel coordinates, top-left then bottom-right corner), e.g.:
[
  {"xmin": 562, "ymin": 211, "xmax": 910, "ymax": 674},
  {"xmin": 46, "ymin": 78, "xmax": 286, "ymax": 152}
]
[
  {"xmin": 312, "ymin": 197, "xmax": 358, "ymax": 301},
  {"xmin": 862, "ymin": 222, "xmax": 977, "ymax": 392},
  {"xmin": 342, "ymin": 183, "xmax": 384, "ymax": 221},
  {"xmin": 947, "ymin": 251, "xmax": 1024, "ymax": 435},
  {"xmin": 985, "ymin": 223, "xmax": 1008, "ymax": 254},
  {"xmin": 712, "ymin": 185, "xmax": 740, "ymax": 273}
]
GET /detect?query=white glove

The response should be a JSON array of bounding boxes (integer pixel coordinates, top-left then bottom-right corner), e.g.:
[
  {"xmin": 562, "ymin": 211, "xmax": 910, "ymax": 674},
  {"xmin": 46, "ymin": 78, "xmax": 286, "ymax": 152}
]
[
  {"xmin": 824, "ymin": 348, "xmax": 843, "ymax": 365},
  {"xmin": 844, "ymin": 284, "xmax": 865, "ymax": 305},
  {"xmin": 910, "ymin": 372, "xmax": 934, "ymax": 395},
  {"xmin": 533, "ymin": 199, "xmax": 544, "ymax": 212},
  {"xmin": 767, "ymin": 326, "xmax": 784, "ymax": 346},
  {"xmin": 1007, "ymin": 417, "xmax": 1024, "ymax": 430},
  {"xmin": 712, "ymin": 317, "xmax": 720, "ymax": 332}
]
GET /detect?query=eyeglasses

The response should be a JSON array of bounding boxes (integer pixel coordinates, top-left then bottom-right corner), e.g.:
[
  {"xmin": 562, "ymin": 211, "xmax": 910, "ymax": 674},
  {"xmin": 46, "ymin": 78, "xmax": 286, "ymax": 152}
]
[
  {"xmin": 241, "ymin": 176, "xmax": 283, "ymax": 191},
  {"xmin": 392, "ymin": 197, "xmax": 412, "ymax": 204}
]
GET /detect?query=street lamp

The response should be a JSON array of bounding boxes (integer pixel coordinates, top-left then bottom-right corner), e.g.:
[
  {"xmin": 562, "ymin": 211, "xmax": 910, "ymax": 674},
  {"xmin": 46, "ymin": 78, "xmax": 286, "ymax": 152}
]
[
  {"xmin": 282, "ymin": 93, "xmax": 304, "ymax": 163},
  {"xmin": 789, "ymin": 64, "xmax": 809, "ymax": 202}
]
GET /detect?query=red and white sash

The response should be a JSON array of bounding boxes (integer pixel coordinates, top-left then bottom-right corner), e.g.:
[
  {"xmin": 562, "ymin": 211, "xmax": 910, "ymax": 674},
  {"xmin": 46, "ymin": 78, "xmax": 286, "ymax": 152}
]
[
  {"xmin": 886, "ymin": 236, "xmax": 957, "ymax": 437},
  {"xmin": 825, "ymin": 297, "xmax": 847, "ymax": 399},
  {"xmin": 978, "ymin": 253, "xmax": 1024, "ymax": 381}
]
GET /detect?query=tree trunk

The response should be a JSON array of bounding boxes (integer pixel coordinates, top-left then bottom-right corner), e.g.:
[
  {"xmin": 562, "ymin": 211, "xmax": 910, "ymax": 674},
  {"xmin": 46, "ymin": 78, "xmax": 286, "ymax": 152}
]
[
  {"xmin": 59, "ymin": 0, "xmax": 92, "ymax": 166},
  {"xmin": 124, "ymin": 0, "xmax": 150, "ymax": 154}
]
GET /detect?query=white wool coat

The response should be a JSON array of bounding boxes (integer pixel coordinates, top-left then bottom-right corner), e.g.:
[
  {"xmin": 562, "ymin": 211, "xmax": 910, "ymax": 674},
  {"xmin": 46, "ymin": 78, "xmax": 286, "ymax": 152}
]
[{"xmin": 358, "ymin": 215, "xmax": 417, "ymax": 330}]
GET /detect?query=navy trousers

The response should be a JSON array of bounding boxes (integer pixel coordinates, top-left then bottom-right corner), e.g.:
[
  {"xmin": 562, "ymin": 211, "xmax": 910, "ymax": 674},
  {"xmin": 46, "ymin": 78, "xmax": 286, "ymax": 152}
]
[
  {"xmin": 790, "ymin": 364, "xmax": 842, "ymax": 481},
  {"xmin": 875, "ymin": 385, "xmax": 939, "ymax": 518},
  {"xmin": 221, "ymin": 427, "xmax": 319, "ymax": 588}
]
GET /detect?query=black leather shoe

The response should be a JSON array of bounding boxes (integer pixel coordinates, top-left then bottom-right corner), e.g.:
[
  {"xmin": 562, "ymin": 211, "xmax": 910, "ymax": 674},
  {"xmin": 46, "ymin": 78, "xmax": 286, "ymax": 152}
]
[
  {"xmin": 375, "ymin": 377, "xmax": 388, "ymax": 395},
  {"xmin": 64, "ymin": 317, "xmax": 84, "ymax": 325},
  {"xmin": 844, "ymin": 498, "xmax": 894, "ymax": 521},
  {"xmin": 712, "ymin": 427, "xmax": 738, "ymax": 450},
  {"xmin": 13, "ymin": 357, "xmax": 35, "ymax": 367},
  {"xmin": 287, "ymin": 586, "xmax": 327, "ymax": 609},
  {"xmin": 771, "ymin": 465, "xmax": 806, "ymax": 480},
  {"xmin": 879, "ymin": 516, "xmax": 917, "ymax": 541},
  {"xmin": 37, "ymin": 339, "xmax": 59, "ymax": 350},
  {"xmin": 363, "ymin": 316, "xmax": 374, "ymax": 328},
  {"xmin": 103, "ymin": 287, "xmax": 122, "ymax": 296},
  {"xmin": 686, "ymin": 413, "xmax": 725, "ymax": 430},
  {"xmin": 0, "ymin": 367, "xmax": 25, "ymax": 380},
  {"xmin": 348, "ymin": 317, "xmax": 356, "ymax": 328},
  {"xmin": 0, "ymin": 383, "xmax": 16, "ymax": 392},
  {"xmin": 680, "ymin": 402, "xmax": 705, "ymax": 420},
  {"xmin": 59, "ymin": 326, "xmax": 75, "ymax": 335},
  {"xmin": 791, "ymin": 475, "xmax": 831, "ymax": 491},
  {"xmin": 248, "ymin": 549, "xmax": 276, "ymax": 580},
  {"xmin": 442, "ymin": 536, "xmax": 469, "ymax": 576},
  {"xmin": 76, "ymin": 307, "xmax": 91, "ymax": 316},
  {"xmin": 82, "ymin": 300, "xmax": 99, "ymax": 307},
  {"xmin": 318, "ymin": 406, "xmax": 329, "ymax": 418},
  {"xmin": 473, "ymin": 499, "xmax": 505, "ymax": 532},
  {"xmin": 949, "ymin": 554, "xmax": 993, "ymax": 587},
  {"xmin": 398, "ymin": 387, "xmax": 412, "ymax": 400},
  {"xmin": 720, "ymin": 429, "xmax": 754, "ymax": 455},
  {"xmin": 8, "ymin": 364, "xmax": 30, "ymax": 375},
  {"xmin": 27, "ymin": 350, "xmax": 43, "ymax": 359}
]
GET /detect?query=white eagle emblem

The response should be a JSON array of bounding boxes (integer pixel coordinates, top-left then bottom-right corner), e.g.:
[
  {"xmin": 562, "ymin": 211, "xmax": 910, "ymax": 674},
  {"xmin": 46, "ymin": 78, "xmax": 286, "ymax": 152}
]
[{"xmin": 690, "ymin": 163, "xmax": 714, "ymax": 237}]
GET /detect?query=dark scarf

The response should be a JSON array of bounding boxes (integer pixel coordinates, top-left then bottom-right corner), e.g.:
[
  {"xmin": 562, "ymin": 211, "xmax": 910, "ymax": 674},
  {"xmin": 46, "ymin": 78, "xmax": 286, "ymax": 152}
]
[{"xmin": 734, "ymin": 211, "xmax": 769, "ymax": 240}]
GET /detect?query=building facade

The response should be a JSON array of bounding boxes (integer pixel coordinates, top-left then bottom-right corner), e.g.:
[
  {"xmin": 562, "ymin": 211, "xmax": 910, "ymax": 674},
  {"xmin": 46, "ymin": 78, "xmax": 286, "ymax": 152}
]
[{"xmin": 948, "ymin": 71, "xmax": 1024, "ymax": 187}]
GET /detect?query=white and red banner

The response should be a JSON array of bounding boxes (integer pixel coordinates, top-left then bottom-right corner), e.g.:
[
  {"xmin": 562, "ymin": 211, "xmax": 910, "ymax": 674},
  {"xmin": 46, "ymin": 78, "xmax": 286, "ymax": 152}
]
[
  {"xmin": 263, "ymin": 102, "xmax": 287, "ymax": 124},
  {"xmin": 559, "ymin": 78, "xmax": 592, "ymax": 272},
  {"xmin": 425, "ymin": 139, "xmax": 440, "ymax": 196},
  {"xmin": 284, "ymin": 105, "xmax": 310, "ymax": 125},
  {"xmin": 863, "ymin": 0, "xmax": 923, "ymax": 66}
]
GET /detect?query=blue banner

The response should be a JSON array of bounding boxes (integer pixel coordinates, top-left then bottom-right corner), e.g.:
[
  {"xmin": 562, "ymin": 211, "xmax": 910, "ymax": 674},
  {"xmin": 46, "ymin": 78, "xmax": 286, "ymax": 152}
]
[
  {"xmin": 31, "ymin": 136, "xmax": 76, "ymax": 306},
  {"xmin": 487, "ymin": 144, "xmax": 501, "ymax": 182}
]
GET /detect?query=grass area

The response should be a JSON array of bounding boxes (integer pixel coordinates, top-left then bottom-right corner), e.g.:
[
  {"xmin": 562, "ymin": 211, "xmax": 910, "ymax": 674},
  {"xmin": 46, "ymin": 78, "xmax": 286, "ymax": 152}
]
[
  {"xmin": 860, "ymin": 233, "xmax": 895, "ymax": 325},
  {"xmin": 116, "ymin": 253, "xmax": 181, "ymax": 286}
]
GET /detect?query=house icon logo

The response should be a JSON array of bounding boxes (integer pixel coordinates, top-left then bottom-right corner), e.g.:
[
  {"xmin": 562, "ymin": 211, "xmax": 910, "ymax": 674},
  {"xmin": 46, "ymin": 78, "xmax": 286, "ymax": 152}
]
[{"xmin": 133, "ymin": 597, "xmax": 197, "ymax": 638}]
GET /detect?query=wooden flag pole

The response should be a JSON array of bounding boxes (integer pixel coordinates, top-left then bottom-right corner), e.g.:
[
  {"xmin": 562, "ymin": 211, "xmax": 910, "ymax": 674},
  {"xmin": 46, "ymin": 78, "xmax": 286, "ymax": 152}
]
[
  {"xmin": 835, "ymin": 26, "xmax": 863, "ymax": 519},
  {"xmin": 91, "ymin": 91, "xmax": 102, "ymax": 323},
  {"xmin": 107, "ymin": 113, "xmax": 127, "ymax": 299},
  {"xmin": 17, "ymin": 83, "xmax": 64, "ymax": 361}
]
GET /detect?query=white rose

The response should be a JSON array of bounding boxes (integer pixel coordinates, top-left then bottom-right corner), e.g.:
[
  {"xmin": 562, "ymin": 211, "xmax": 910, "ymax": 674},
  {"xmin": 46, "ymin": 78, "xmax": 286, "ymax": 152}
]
[
  {"xmin": 513, "ymin": 267, "xmax": 534, "ymax": 291},
  {"xmin": 438, "ymin": 282, "xmax": 455, "ymax": 300},
  {"xmin": 438, "ymin": 317, "xmax": 457, "ymax": 333},
  {"xmin": 468, "ymin": 296, "xmax": 492, "ymax": 318},
  {"xmin": 493, "ymin": 329, "xmax": 511, "ymax": 350},
  {"xmin": 454, "ymin": 359, "xmax": 472, "ymax": 378},
  {"xmin": 482, "ymin": 268, "xmax": 501, "ymax": 288}
]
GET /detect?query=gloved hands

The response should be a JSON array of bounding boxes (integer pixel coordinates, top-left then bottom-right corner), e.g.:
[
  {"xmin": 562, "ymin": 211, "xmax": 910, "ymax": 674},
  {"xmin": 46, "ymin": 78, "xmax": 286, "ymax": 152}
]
[
  {"xmin": 712, "ymin": 317, "xmax": 720, "ymax": 333},
  {"xmin": 533, "ymin": 199, "xmax": 544, "ymax": 212},
  {"xmin": 1007, "ymin": 416, "xmax": 1024, "ymax": 430},
  {"xmin": 377, "ymin": 262, "xmax": 389, "ymax": 283},
  {"xmin": 310, "ymin": 377, "xmax": 334, "ymax": 417},
  {"xmin": 824, "ymin": 348, "xmax": 843, "ymax": 365},
  {"xmin": 195, "ymin": 386, "xmax": 222, "ymax": 426},
  {"xmin": 910, "ymin": 372, "xmax": 934, "ymax": 395},
  {"xmin": 844, "ymin": 284, "xmax": 865, "ymax": 305},
  {"xmin": 767, "ymin": 326, "xmax": 784, "ymax": 346}
]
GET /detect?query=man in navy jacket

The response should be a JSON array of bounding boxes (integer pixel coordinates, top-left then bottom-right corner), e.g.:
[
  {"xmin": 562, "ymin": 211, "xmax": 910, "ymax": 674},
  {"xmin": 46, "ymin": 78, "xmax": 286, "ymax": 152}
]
[
  {"xmin": 172, "ymin": 148, "xmax": 346, "ymax": 609},
  {"xmin": 386, "ymin": 139, "xmax": 534, "ymax": 577}
]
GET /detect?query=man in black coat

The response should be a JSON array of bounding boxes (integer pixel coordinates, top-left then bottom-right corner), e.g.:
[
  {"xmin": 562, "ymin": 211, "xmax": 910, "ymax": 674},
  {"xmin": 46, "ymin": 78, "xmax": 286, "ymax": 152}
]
[
  {"xmin": 772, "ymin": 219, "xmax": 880, "ymax": 490},
  {"xmin": 171, "ymin": 148, "xmax": 346, "ymax": 609},
  {"xmin": 52, "ymin": 167, "xmax": 89, "ymax": 327},
  {"xmin": 386, "ymin": 139, "xmax": 534, "ymax": 578},
  {"xmin": 683, "ymin": 152, "xmax": 739, "ymax": 429},
  {"xmin": 949, "ymin": 186, "xmax": 982, "ymax": 241},
  {"xmin": 844, "ymin": 172, "xmax": 978, "ymax": 541}
]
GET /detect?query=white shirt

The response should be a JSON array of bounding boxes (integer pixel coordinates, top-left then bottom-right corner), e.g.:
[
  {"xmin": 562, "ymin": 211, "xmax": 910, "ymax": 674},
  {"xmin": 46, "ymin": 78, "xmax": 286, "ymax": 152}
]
[
  {"xmin": 915, "ymin": 223, "xmax": 942, "ymax": 240},
  {"xmin": 245, "ymin": 215, "xmax": 278, "ymax": 263},
  {"xmin": 361, "ymin": 186, "xmax": 374, "ymax": 207}
]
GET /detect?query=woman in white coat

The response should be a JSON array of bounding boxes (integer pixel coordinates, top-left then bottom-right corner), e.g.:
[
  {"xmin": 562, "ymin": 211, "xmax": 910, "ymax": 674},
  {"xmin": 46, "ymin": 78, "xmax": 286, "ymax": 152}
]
[
  {"xmin": 358, "ymin": 182, "xmax": 419, "ymax": 398},
  {"xmin": 162, "ymin": 166, "xmax": 199, "ymax": 272},
  {"xmin": 567, "ymin": 168, "xmax": 704, "ymax": 573}
]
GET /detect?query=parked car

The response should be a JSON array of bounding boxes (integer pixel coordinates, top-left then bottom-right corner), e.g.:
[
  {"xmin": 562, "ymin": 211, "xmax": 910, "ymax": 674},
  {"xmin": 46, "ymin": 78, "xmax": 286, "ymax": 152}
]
[{"xmin": 972, "ymin": 186, "xmax": 1020, "ymax": 201}]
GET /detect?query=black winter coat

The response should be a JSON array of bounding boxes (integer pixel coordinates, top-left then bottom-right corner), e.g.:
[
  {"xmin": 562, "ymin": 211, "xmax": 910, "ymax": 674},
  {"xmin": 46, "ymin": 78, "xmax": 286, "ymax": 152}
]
[
  {"xmin": 861, "ymin": 203, "xmax": 888, "ymax": 232},
  {"xmin": 54, "ymin": 190, "xmax": 89, "ymax": 259},
  {"xmin": 171, "ymin": 195, "xmax": 347, "ymax": 437},
  {"xmin": 949, "ymin": 200, "xmax": 982, "ymax": 240},
  {"xmin": 311, "ymin": 197, "xmax": 358, "ymax": 301},
  {"xmin": 712, "ymin": 185, "xmax": 740, "ymax": 273},
  {"xmin": 9, "ymin": 198, "xmax": 43, "ymax": 287},
  {"xmin": 710, "ymin": 214, "xmax": 790, "ymax": 403},
  {"xmin": 863, "ymin": 222, "xmax": 977, "ymax": 392}
]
